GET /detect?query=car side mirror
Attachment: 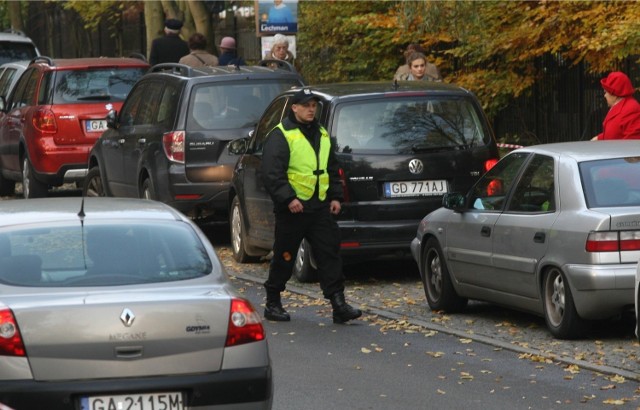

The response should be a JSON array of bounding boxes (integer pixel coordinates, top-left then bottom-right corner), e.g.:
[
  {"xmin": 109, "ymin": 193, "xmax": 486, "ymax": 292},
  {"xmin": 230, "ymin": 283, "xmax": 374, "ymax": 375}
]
[
  {"xmin": 228, "ymin": 137, "xmax": 249, "ymax": 155},
  {"xmin": 442, "ymin": 192, "xmax": 465, "ymax": 211},
  {"xmin": 106, "ymin": 109, "xmax": 118, "ymax": 129}
]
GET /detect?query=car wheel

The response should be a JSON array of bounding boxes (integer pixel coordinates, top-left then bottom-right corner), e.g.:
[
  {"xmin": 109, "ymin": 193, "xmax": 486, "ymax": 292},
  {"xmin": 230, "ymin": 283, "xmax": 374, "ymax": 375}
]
[
  {"xmin": 542, "ymin": 267, "xmax": 586, "ymax": 339},
  {"xmin": 141, "ymin": 178, "xmax": 156, "ymax": 200},
  {"xmin": 293, "ymin": 238, "xmax": 319, "ymax": 283},
  {"xmin": 421, "ymin": 237, "xmax": 467, "ymax": 312},
  {"xmin": 230, "ymin": 196, "xmax": 260, "ymax": 263},
  {"xmin": 22, "ymin": 156, "xmax": 48, "ymax": 199},
  {"xmin": 83, "ymin": 167, "xmax": 105, "ymax": 197},
  {"xmin": 0, "ymin": 170, "xmax": 16, "ymax": 196}
]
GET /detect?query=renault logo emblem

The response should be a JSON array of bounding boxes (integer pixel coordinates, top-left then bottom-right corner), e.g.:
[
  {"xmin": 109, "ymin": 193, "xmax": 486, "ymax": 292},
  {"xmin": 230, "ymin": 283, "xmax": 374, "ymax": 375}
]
[
  {"xmin": 408, "ymin": 159, "xmax": 423, "ymax": 175},
  {"xmin": 120, "ymin": 308, "xmax": 135, "ymax": 327}
]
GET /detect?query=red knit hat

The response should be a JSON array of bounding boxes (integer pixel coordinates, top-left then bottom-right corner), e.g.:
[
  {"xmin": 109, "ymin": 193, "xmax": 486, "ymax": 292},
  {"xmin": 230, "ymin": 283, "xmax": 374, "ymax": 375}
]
[{"xmin": 600, "ymin": 72, "xmax": 635, "ymax": 97}]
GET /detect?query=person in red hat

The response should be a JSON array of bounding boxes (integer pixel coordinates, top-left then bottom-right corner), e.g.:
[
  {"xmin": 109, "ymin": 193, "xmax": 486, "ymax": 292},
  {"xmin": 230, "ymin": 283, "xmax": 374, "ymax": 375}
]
[{"xmin": 593, "ymin": 71, "xmax": 640, "ymax": 140}]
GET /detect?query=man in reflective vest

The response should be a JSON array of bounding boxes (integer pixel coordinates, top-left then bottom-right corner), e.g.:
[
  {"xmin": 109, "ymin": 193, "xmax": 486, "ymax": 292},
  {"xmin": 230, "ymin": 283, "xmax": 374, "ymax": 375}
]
[{"xmin": 261, "ymin": 88, "xmax": 362, "ymax": 323}]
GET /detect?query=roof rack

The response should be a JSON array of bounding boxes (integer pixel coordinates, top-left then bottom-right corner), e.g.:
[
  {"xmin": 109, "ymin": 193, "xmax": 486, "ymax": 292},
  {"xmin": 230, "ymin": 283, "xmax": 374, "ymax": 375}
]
[
  {"xmin": 30, "ymin": 56, "xmax": 54, "ymax": 66},
  {"xmin": 128, "ymin": 52, "xmax": 147, "ymax": 62},
  {"xmin": 257, "ymin": 59, "xmax": 296, "ymax": 72},
  {"xmin": 2, "ymin": 28, "xmax": 27, "ymax": 37},
  {"xmin": 150, "ymin": 63, "xmax": 194, "ymax": 76}
]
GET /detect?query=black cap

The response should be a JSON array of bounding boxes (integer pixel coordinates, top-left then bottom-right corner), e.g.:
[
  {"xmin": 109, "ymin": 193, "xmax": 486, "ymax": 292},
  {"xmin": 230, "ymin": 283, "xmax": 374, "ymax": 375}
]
[
  {"xmin": 165, "ymin": 19, "xmax": 183, "ymax": 30},
  {"xmin": 291, "ymin": 88, "xmax": 319, "ymax": 105}
]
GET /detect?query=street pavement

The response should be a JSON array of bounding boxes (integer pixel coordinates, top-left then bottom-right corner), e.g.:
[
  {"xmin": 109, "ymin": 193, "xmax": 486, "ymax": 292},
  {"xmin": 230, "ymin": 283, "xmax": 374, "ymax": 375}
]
[{"xmin": 202, "ymin": 224, "xmax": 640, "ymax": 384}]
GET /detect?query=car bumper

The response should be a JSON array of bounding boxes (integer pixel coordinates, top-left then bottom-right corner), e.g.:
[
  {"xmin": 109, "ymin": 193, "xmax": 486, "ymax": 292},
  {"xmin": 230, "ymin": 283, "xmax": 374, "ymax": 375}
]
[
  {"xmin": 564, "ymin": 263, "xmax": 635, "ymax": 320},
  {"xmin": 0, "ymin": 366, "xmax": 272, "ymax": 410},
  {"xmin": 338, "ymin": 220, "xmax": 419, "ymax": 258}
]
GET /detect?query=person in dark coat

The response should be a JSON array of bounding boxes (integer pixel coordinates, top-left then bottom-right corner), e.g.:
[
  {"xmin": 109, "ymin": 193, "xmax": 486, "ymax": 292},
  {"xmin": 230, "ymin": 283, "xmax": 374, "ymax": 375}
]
[
  {"xmin": 149, "ymin": 19, "xmax": 190, "ymax": 66},
  {"xmin": 260, "ymin": 88, "xmax": 362, "ymax": 324},
  {"xmin": 593, "ymin": 71, "xmax": 640, "ymax": 140},
  {"xmin": 217, "ymin": 37, "xmax": 246, "ymax": 66}
]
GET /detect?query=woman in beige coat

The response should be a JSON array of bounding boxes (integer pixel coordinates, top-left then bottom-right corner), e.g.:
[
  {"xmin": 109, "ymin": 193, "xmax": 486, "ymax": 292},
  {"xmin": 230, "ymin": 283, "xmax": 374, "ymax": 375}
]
[{"xmin": 179, "ymin": 33, "xmax": 219, "ymax": 68}]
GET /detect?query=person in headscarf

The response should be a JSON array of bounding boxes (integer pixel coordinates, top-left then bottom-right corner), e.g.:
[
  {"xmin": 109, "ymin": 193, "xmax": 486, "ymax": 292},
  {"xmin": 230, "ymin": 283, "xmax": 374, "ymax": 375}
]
[{"xmin": 593, "ymin": 71, "xmax": 640, "ymax": 140}]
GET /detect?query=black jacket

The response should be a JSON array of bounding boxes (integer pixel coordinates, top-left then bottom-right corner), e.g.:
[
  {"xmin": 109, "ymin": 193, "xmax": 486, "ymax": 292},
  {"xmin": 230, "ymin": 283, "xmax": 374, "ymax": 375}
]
[
  {"xmin": 149, "ymin": 34, "xmax": 190, "ymax": 65},
  {"xmin": 261, "ymin": 112, "xmax": 343, "ymax": 213}
]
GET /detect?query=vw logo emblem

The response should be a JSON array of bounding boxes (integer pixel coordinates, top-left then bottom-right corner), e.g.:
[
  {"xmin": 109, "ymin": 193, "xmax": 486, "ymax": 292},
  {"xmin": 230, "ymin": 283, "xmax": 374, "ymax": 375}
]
[{"xmin": 408, "ymin": 159, "xmax": 423, "ymax": 175}]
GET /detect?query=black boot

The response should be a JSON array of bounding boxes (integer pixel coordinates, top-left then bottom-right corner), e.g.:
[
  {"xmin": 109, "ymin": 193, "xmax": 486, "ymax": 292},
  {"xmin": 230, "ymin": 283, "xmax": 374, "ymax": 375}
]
[
  {"xmin": 264, "ymin": 293, "xmax": 290, "ymax": 322},
  {"xmin": 329, "ymin": 292, "xmax": 362, "ymax": 324}
]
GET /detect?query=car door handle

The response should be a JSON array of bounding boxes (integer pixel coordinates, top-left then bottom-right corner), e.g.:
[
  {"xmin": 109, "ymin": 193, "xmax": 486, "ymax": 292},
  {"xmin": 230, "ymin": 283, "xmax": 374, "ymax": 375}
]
[
  {"xmin": 480, "ymin": 226, "xmax": 491, "ymax": 237},
  {"xmin": 137, "ymin": 138, "xmax": 146, "ymax": 145},
  {"xmin": 534, "ymin": 232, "xmax": 546, "ymax": 243},
  {"xmin": 118, "ymin": 138, "xmax": 125, "ymax": 145}
]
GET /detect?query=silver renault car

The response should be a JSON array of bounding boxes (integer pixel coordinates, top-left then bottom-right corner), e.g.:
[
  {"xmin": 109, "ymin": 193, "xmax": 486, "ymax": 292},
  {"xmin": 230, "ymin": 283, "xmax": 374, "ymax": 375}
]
[
  {"xmin": 0, "ymin": 197, "xmax": 271, "ymax": 409},
  {"xmin": 411, "ymin": 141, "xmax": 640, "ymax": 339}
]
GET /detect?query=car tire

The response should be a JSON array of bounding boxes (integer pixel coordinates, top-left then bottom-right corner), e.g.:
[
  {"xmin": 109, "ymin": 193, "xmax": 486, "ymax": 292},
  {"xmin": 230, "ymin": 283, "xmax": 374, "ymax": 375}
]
[
  {"xmin": 293, "ymin": 238, "xmax": 319, "ymax": 283},
  {"xmin": 22, "ymin": 156, "xmax": 47, "ymax": 199},
  {"xmin": 230, "ymin": 196, "xmax": 261, "ymax": 263},
  {"xmin": 0, "ymin": 170, "xmax": 16, "ymax": 196},
  {"xmin": 421, "ymin": 237, "xmax": 467, "ymax": 312},
  {"xmin": 141, "ymin": 178, "xmax": 156, "ymax": 200},
  {"xmin": 542, "ymin": 267, "xmax": 586, "ymax": 339},
  {"xmin": 83, "ymin": 166, "xmax": 106, "ymax": 197}
]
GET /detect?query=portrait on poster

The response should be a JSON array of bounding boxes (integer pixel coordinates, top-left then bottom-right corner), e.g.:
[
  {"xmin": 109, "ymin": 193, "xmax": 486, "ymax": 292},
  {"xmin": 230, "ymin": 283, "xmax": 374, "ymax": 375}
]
[{"xmin": 256, "ymin": 0, "xmax": 298, "ymax": 34}]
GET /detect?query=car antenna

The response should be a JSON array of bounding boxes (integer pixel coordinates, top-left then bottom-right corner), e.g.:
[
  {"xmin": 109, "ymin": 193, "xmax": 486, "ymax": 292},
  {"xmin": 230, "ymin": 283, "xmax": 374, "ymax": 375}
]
[{"xmin": 393, "ymin": 79, "xmax": 399, "ymax": 91}]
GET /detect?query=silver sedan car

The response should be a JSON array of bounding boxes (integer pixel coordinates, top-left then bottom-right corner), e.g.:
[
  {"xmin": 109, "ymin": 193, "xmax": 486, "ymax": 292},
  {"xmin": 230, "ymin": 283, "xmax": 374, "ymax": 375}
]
[
  {"xmin": 0, "ymin": 197, "xmax": 271, "ymax": 410},
  {"xmin": 411, "ymin": 141, "xmax": 640, "ymax": 339}
]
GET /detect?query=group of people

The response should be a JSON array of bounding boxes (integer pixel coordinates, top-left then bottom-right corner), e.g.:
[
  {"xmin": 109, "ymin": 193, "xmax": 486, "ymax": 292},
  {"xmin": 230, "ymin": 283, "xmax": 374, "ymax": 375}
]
[{"xmin": 149, "ymin": 18, "xmax": 295, "ymax": 69}]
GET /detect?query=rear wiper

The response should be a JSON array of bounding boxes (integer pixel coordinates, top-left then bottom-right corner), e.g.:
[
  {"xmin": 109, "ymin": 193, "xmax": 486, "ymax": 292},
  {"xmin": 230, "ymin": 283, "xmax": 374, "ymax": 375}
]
[{"xmin": 77, "ymin": 95, "xmax": 111, "ymax": 101}]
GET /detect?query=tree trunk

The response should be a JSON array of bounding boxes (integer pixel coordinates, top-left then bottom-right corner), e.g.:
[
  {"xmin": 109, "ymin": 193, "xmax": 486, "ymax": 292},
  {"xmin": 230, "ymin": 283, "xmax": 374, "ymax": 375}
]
[
  {"xmin": 187, "ymin": 0, "xmax": 214, "ymax": 54},
  {"xmin": 8, "ymin": 1, "xmax": 23, "ymax": 32},
  {"xmin": 144, "ymin": 1, "xmax": 165, "ymax": 61}
]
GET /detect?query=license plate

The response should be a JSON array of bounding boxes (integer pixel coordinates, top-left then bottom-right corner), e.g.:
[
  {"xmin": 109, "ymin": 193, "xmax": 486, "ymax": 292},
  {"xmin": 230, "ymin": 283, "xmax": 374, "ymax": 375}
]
[
  {"xmin": 384, "ymin": 180, "xmax": 448, "ymax": 198},
  {"xmin": 80, "ymin": 391, "xmax": 184, "ymax": 410},
  {"xmin": 86, "ymin": 120, "xmax": 107, "ymax": 132}
]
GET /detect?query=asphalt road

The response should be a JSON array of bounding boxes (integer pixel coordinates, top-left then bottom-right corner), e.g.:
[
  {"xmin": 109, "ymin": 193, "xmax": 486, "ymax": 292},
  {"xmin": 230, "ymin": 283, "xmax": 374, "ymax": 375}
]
[{"xmin": 198, "ymin": 223, "xmax": 640, "ymax": 389}]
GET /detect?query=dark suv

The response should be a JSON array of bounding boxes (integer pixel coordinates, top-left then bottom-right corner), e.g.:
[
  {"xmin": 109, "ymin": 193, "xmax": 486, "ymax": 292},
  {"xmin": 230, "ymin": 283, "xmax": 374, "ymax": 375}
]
[
  {"xmin": 0, "ymin": 56, "xmax": 149, "ymax": 198},
  {"xmin": 228, "ymin": 82, "xmax": 500, "ymax": 281},
  {"xmin": 84, "ymin": 61, "xmax": 304, "ymax": 219}
]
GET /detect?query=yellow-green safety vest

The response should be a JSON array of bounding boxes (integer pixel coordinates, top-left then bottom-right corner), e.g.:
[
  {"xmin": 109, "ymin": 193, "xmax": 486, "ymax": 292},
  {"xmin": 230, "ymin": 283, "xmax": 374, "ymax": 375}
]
[{"xmin": 278, "ymin": 123, "xmax": 331, "ymax": 201}]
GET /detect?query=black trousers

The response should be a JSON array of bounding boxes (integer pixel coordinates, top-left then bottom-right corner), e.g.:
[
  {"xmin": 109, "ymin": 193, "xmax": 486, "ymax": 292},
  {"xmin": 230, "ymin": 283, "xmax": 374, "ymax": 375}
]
[{"xmin": 264, "ymin": 208, "xmax": 344, "ymax": 299}]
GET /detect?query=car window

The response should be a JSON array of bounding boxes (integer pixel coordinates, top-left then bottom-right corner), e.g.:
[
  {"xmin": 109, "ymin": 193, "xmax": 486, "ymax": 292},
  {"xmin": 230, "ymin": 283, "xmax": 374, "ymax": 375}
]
[
  {"xmin": 119, "ymin": 81, "xmax": 149, "ymax": 127},
  {"xmin": 251, "ymin": 96, "xmax": 289, "ymax": 153},
  {"xmin": 156, "ymin": 82, "xmax": 180, "ymax": 129},
  {"xmin": 468, "ymin": 152, "xmax": 530, "ymax": 211},
  {"xmin": 332, "ymin": 97, "xmax": 490, "ymax": 154},
  {"xmin": 9, "ymin": 67, "xmax": 38, "ymax": 109},
  {"xmin": 52, "ymin": 67, "xmax": 146, "ymax": 104},
  {"xmin": 0, "ymin": 42, "xmax": 37, "ymax": 65},
  {"xmin": 580, "ymin": 156, "xmax": 640, "ymax": 208},
  {"xmin": 133, "ymin": 82, "xmax": 164, "ymax": 126},
  {"xmin": 507, "ymin": 154, "xmax": 555, "ymax": 213},
  {"xmin": 186, "ymin": 79, "xmax": 300, "ymax": 131},
  {"xmin": 0, "ymin": 67, "xmax": 17, "ymax": 97},
  {"xmin": 0, "ymin": 222, "xmax": 213, "ymax": 287}
]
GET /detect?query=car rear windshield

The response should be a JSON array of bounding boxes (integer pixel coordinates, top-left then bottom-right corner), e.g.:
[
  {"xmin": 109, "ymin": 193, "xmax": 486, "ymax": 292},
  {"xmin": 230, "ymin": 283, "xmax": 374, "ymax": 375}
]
[
  {"xmin": 332, "ymin": 97, "xmax": 491, "ymax": 154},
  {"xmin": 0, "ymin": 222, "xmax": 213, "ymax": 287},
  {"xmin": 51, "ymin": 67, "xmax": 147, "ymax": 103},
  {"xmin": 187, "ymin": 79, "xmax": 302, "ymax": 130},
  {"xmin": 0, "ymin": 42, "xmax": 37, "ymax": 65},
  {"xmin": 580, "ymin": 156, "xmax": 640, "ymax": 208}
]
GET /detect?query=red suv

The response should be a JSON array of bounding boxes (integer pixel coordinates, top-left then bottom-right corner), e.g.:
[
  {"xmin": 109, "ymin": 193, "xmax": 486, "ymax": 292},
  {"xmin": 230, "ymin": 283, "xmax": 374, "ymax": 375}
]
[{"xmin": 0, "ymin": 56, "xmax": 149, "ymax": 198}]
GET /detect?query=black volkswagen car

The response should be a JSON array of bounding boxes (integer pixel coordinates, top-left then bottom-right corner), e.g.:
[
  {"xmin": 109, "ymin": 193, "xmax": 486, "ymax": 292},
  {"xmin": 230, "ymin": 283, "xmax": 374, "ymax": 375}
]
[{"xmin": 228, "ymin": 81, "xmax": 499, "ymax": 281}]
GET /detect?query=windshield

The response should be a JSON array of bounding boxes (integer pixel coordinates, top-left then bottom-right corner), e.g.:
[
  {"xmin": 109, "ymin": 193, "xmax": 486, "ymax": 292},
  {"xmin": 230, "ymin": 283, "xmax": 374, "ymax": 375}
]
[
  {"xmin": 0, "ymin": 42, "xmax": 37, "ymax": 65},
  {"xmin": 0, "ymin": 222, "xmax": 213, "ymax": 287},
  {"xmin": 333, "ymin": 97, "xmax": 490, "ymax": 154},
  {"xmin": 187, "ymin": 79, "xmax": 302, "ymax": 130},
  {"xmin": 53, "ymin": 67, "xmax": 147, "ymax": 103}
]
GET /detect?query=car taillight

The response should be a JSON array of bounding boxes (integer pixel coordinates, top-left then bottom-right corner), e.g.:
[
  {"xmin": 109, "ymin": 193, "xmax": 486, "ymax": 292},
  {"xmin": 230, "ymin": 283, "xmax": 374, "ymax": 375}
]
[
  {"xmin": 585, "ymin": 231, "xmax": 640, "ymax": 252},
  {"xmin": 338, "ymin": 168, "xmax": 350, "ymax": 203},
  {"xmin": 0, "ymin": 308, "xmax": 25, "ymax": 357},
  {"xmin": 484, "ymin": 158, "xmax": 499, "ymax": 172},
  {"xmin": 225, "ymin": 298, "xmax": 265, "ymax": 347},
  {"xmin": 162, "ymin": 131, "xmax": 185, "ymax": 163},
  {"xmin": 32, "ymin": 109, "xmax": 57, "ymax": 133}
]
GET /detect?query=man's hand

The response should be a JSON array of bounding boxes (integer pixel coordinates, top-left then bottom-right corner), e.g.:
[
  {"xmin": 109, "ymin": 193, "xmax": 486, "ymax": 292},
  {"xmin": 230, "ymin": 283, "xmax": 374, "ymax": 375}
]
[
  {"xmin": 288, "ymin": 198, "xmax": 304, "ymax": 213},
  {"xmin": 330, "ymin": 200, "xmax": 341, "ymax": 215}
]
